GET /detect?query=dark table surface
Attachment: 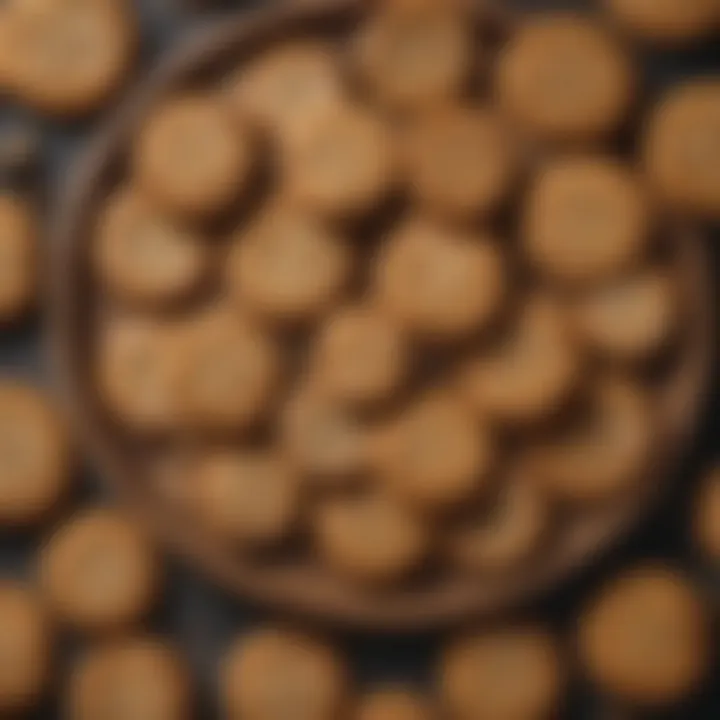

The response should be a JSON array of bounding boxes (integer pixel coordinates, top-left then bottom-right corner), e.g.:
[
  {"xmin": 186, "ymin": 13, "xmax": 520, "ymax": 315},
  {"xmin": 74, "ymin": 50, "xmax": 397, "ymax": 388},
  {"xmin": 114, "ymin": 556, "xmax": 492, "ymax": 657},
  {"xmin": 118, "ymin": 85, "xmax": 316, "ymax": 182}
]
[{"xmin": 0, "ymin": 0, "xmax": 717, "ymax": 717}]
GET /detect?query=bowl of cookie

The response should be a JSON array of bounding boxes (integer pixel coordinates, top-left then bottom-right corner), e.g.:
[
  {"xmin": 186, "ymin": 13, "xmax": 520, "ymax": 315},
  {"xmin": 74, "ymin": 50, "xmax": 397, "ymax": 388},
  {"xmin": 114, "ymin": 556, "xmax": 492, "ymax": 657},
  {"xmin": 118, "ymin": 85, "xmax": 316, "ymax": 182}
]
[{"xmin": 49, "ymin": 0, "xmax": 715, "ymax": 629}]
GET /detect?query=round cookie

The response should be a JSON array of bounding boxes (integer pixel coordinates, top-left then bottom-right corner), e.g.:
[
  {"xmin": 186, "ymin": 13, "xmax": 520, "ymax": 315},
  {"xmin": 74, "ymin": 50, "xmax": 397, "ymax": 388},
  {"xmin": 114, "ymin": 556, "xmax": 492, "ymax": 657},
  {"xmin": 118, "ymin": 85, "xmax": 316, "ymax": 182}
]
[
  {"xmin": 571, "ymin": 268, "xmax": 678, "ymax": 363},
  {"xmin": 0, "ymin": 381, "xmax": 72, "ymax": 526},
  {"xmin": 314, "ymin": 493, "xmax": 428, "ymax": 586},
  {"xmin": 440, "ymin": 625, "xmax": 564, "ymax": 720},
  {"xmin": 375, "ymin": 217, "xmax": 505, "ymax": 341},
  {"xmin": 311, "ymin": 305, "xmax": 409, "ymax": 408},
  {"xmin": 353, "ymin": 0, "xmax": 471, "ymax": 110},
  {"xmin": 192, "ymin": 449, "xmax": 299, "ymax": 549},
  {"xmin": 0, "ymin": 582, "xmax": 52, "ymax": 715},
  {"xmin": 283, "ymin": 104, "xmax": 395, "ymax": 219},
  {"xmin": 460, "ymin": 296, "xmax": 580, "ymax": 425},
  {"xmin": 523, "ymin": 156, "xmax": 651, "ymax": 284},
  {"xmin": 578, "ymin": 566, "xmax": 711, "ymax": 707},
  {"xmin": 355, "ymin": 688, "xmax": 434, "ymax": 720},
  {"xmin": 94, "ymin": 189, "xmax": 210, "ymax": 307},
  {"xmin": 0, "ymin": 193, "xmax": 37, "ymax": 323},
  {"xmin": 693, "ymin": 466, "xmax": 720, "ymax": 562},
  {"xmin": 496, "ymin": 14, "xmax": 635, "ymax": 144},
  {"xmin": 39, "ymin": 507, "xmax": 160, "ymax": 633},
  {"xmin": 643, "ymin": 80, "xmax": 720, "ymax": 219},
  {"xmin": 405, "ymin": 106, "xmax": 517, "ymax": 219},
  {"xmin": 221, "ymin": 627, "xmax": 349, "ymax": 720},
  {"xmin": 67, "ymin": 636, "xmax": 191, "ymax": 720},
  {"xmin": 228, "ymin": 205, "xmax": 352, "ymax": 325},
  {"xmin": 133, "ymin": 94, "xmax": 253, "ymax": 219}
]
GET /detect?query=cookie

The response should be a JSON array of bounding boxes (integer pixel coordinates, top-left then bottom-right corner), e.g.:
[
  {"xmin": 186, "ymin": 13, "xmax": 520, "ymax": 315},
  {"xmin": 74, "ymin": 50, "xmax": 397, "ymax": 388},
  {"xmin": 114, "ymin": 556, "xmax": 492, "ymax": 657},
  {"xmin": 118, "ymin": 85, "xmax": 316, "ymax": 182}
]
[
  {"xmin": 460, "ymin": 296, "xmax": 580, "ymax": 425},
  {"xmin": 0, "ymin": 193, "xmax": 37, "ymax": 323},
  {"xmin": 192, "ymin": 449, "xmax": 299, "ymax": 549},
  {"xmin": 176, "ymin": 308, "xmax": 280, "ymax": 434},
  {"xmin": 643, "ymin": 80, "xmax": 720, "ymax": 219},
  {"xmin": 578, "ymin": 565, "xmax": 711, "ymax": 707},
  {"xmin": 532, "ymin": 377, "xmax": 653, "ymax": 504},
  {"xmin": 440, "ymin": 625, "xmax": 564, "ymax": 720},
  {"xmin": 373, "ymin": 392, "xmax": 494, "ymax": 513},
  {"xmin": 524, "ymin": 156, "xmax": 651, "ymax": 284},
  {"xmin": 228, "ymin": 205, "xmax": 352, "ymax": 325},
  {"xmin": 355, "ymin": 688, "xmax": 434, "ymax": 720},
  {"xmin": 221, "ymin": 628, "xmax": 349, "ymax": 720},
  {"xmin": 133, "ymin": 94, "xmax": 253, "ymax": 219},
  {"xmin": 375, "ymin": 217, "xmax": 505, "ymax": 341},
  {"xmin": 571, "ymin": 269, "xmax": 678, "ymax": 364},
  {"xmin": 283, "ymin": 104, "xmax": 395, "ymax": 219},
  {"xmin": 94, "ymin": 189, "xmax": 210, "ymax": 307},
  {"xmin": 496, "ymin": 14, "xmax": 634, "ymax": 144},
  {"xmin": 0, "ymin": 582, "xmax": 52, "ymax": 715},
  {"xmin": 314, "ymin": 492, "xmax": 428, "ymax": 586},
  {"xmin": 310, "ymin": 305, "xmax": 408, "ymax": 408},
  {"xmin": 693, "ymin": 466, "xmax": 720, "ymax": 562},
  {"xmin": 0, "ymin": 381, "xmax": 72, "ymax": 526},
  {"xmin": 353, "ymin": 0, "xmax": 471, "ymax": 110},
  {"xmin": 405, "ymin": 106, "xmax": 517, "ymax": 219},
  {"xmin": 39, "ymin": 507, "xmax": 160, "ymax": 633},
  {"xmin": 67, "ymin": 636, "xmax": 191, "ymax": 720},
  {"xmin": 4, "ymin": 0, "xmax": 136, "ymax": 118}
]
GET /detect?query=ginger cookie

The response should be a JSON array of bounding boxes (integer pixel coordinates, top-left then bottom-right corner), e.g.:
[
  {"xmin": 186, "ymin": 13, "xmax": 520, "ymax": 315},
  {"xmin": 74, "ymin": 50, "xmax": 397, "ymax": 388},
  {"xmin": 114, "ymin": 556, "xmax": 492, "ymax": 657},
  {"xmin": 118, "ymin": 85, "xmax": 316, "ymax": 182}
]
[
  {"xmin": 693, "ymin": 466, "xmax": 720, "ymax": 562},
  {"xmin": 221, "ymin": 627, "xmax": 349, "ymax": 720},
  {"xmin": 39, "ymin": 507, "xmax": 160, "ymax": 633},
  {"xmin": 440, "ymin": 625, "xmax": 564, "ymax": 720},
  {"xmin": 355, "ymin": 688, "xmax": 434, "ymax": 720},
  {"xmin": 375, "ymin": 217, "xmax": 505, "ymax": 341},
  {"xmin": 578, "ymin": 565, "xmax": 712, "ymax": 707},
  {"xmin": 0, "ymin": 381, "xmax": 72, "ymax": 526},
  {"xmin": 644, "ymin": 80, "xmax": 720, "ymax": 219},
  {"xmin": 496, "ymin": 14, "xmax": 634, "ymax": 144},
  {"xmin": 134, "ymin": 94, "xmax": 253, "ymax": 219}
]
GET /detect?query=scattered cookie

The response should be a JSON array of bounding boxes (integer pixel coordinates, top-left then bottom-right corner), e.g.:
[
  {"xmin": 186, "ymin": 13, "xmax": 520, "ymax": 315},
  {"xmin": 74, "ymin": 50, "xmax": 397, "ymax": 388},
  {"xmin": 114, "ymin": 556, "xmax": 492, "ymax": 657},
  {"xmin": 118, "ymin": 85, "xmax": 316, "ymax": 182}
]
[
  {"xmin": 0, "ymin": 124, "xmax": 41, "ymax": 182},
  {"xmin": 0, "ymin": 582, "xmax": 52, "ymax": 715},
  {"xmin": 67, "ymin": 636, "xmax": 192, "ymax": 720},
  {"xmin": 355, "ymin": 688, "xmax": 434, "ymax": 720},
  {"xmin": 221, "ymin": 627, "xmax": 349, "ymax": 720},
  {"xmin": 496, "ymin": 14, "xmax": 634, "ymax": 144},
  {"xmin": 133, "ymin": 94, "xmax": 253, "ymax": 219},
  {"xmin": 693, "ymin": 466, "xmax": 720, "ymax": 562},
  {"xmin": 523, "ymin": 156, "xmax": 651, "ymax": 284},
  {"xmin": 440, "ymin": 625, "xmax": 564, "ymax": 720},
  {"xmin": 0, "ymin": 381, "xmax": 72, "ymax": 526},
  {"xmin": 39, "ymin": 507, "xmax": 160, "ymax": 633},
  {"xmin": 375, "ymin": 217, "xmax": 505, "ymax": 341},
  {"xmin": 228, "ymin": 204, "xmax": 352, "ymax": 325},
  {"xmin": 643, "ymin": 79, "xmax": 720, "ymax": 219},
  {"xmin": 578, "ymin": 565, "xmax": 712, "ymax": 707}
]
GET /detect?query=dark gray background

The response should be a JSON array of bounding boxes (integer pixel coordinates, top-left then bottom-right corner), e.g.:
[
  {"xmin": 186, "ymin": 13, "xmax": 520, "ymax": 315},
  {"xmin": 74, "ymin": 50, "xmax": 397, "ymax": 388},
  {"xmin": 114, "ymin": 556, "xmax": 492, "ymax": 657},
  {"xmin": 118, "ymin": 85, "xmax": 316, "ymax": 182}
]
[{"xmin": 0, "ymin": 0, "xmax": 717, "ymax": 717}]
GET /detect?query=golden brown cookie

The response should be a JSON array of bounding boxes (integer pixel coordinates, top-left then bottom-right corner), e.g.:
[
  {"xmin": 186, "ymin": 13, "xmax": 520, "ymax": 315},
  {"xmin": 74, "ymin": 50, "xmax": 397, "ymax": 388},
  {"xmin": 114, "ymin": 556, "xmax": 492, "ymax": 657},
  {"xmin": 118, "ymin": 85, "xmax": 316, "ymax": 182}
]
[
  {"xmin": 310, "ymin": 305, "xmax": 409, "ymax": 409},
  {"xmin": 440, "ymin": 625, "xmax": 564, "ymax": 720},
  {"xmin": 355, "ymin": 688, "xmax": 434, "ymax": 720},
  {"xmin": 228, "ymin": 205, "xmax": 352, "ymax": 325},
  {"xmin": 496, "ymin": 14, "xmax": 634, "ymax": 144},
  {"xmin": 571, "ymin": 269, "xmax": 678, "ymax": 364},
  {"xmin": 0, "ymin": 582, "xmax": 52, "ymax": 715},
  {"xmin": 693, "ymin": 466, "xmax": 720, "ymax": 562},
  {"xmin": 94, "ymin": 189, "xmax": 210, "ymax": 307},
  {"xmin": 524, "ymin": 156, "xmax": 651, "ymax": 284},
  {"xmin": 460, "ymin": 296, "xmax": 580, "ymax": 425},
  {"xmin": 0, "ymin": 193, "xmax": 37, "ymax": 323},
  {"xmin": 405, "ymin": 106, "xmax": 517, "ymax": 219},
  {"xmin": 283, "ymin": 104, "xmax": 395, "ymax": 219},
  {"xmin": 4, "ymin": 0, "xmax": 136, "ymax": 117},
  {"xmin": 375, "ymin": 217, "xmax": 505, "ymax": 341},
  {"xmin": 578, "ymin": 565, "xmax": 711, "ymax": 707},
  {"xmin": 353, "ymin": 0, "xmax": 472, "ymax": 110},
  {"xmin": 373, "ymin": 392, "xmax": 494, "ymax": 513},
  {"xmin": 0, "ymin": 381, "xmax": 72, "ymax": 526},
  {"xmin": 133, "ymin": 94, "xmax": 253, "ymax": 219},
  {"xmin": 192, "ymin": 449, "xmax": 299, "ymax": 549},
  {"xmin": 67, "ymin": 636, "xmax": 192, "ymax": 720},
  {"xmin": 643, "ymin": 80, "xmax": 720, "ymax": 219},
  {"xmin": 39, "ymin": 507, "xmax": 160, "ymax": 633},
  {"xmin": 221, "ymin": 628, "xmax": 349, "ymax": 720},
  {"xmin": 314, "ymin": 492, "xmax": 428, "ymax": 586}
]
